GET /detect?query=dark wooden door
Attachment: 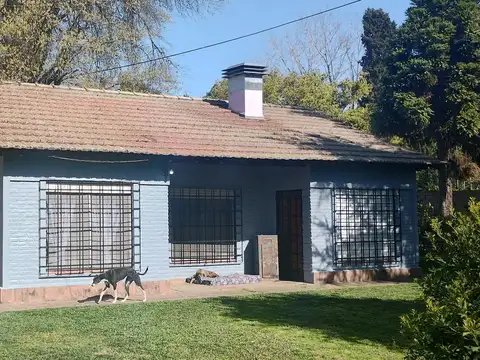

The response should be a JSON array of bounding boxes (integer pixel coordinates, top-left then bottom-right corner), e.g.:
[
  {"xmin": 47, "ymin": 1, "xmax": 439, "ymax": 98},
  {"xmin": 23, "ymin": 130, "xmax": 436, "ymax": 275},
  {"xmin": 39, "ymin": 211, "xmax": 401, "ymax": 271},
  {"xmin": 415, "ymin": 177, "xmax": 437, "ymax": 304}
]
[{"xmin": 276, "ymin": 190, "xmax": 304, "ymax": 282}]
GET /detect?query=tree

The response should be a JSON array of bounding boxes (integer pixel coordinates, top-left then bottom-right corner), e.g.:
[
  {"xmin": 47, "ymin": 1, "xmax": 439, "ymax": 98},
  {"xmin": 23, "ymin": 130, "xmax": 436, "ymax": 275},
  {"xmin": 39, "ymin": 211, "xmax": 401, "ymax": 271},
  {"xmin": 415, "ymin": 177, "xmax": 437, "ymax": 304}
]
[
  {"xmin": 336, "ymin": 76, "xmax": 372, "ymax": 110},
  {"xmin": 401, "ymin": 199, "xmax": 480, "ymax": 359},
  {"xmin": 267, "ymin": 16, "xmax": 362, "ymax": 83},
  {"xmin": 372, "ymin": 0, "xmax": 480, "ymax": 216},
  {"xmin": 360, "ymin": 8, "xmax": 397, "ymax": 103},
  {"xmin": 205, "ymin": 78, "xmax": 228, "ymax": 99},
  {"xmin": 204, "ymin": 71, "xmax": 372, "ymax": 131},
  {"xmin": 0, "ymin": 0, "xmax": 223, "ymax": 91},
  {"xmin": 271, "ymin": 71, "xmax": 340, "ymax": 116},
  {"xmin": 205, "ymin": 71, "xmax": 340, "ymax": 116}
]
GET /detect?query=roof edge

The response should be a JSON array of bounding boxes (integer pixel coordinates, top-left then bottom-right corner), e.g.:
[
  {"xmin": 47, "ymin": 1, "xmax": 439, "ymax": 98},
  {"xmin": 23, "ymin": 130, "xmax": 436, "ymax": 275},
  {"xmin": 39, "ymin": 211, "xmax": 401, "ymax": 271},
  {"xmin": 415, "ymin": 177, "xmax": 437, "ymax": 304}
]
[
  {"xmin": 0, "ymin": 79, "xmax": 206, "ymax": 101},
  {"xmin": 0, "ymin": 146, "xmax": 442, "ymax": 166}
]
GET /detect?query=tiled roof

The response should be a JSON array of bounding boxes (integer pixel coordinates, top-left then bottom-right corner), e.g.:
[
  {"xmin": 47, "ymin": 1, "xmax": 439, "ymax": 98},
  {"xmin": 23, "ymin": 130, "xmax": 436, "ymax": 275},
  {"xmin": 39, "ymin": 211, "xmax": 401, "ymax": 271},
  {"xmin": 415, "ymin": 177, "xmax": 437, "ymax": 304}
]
[{"xmin": 0, "ymin": 82, "xmax": 435, "ymax": 164}]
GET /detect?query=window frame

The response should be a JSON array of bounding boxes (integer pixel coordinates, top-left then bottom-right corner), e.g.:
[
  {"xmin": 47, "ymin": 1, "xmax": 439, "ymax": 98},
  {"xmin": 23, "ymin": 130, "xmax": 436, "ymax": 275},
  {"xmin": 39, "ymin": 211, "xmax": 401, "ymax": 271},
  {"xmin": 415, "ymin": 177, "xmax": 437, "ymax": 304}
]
[
  {"xmin": 168, "ymin": 187, "xmax": 243, "ymax": 266},
  {"xmin": 39, "ymin": 180, "xmax": 141, "ymax": 278},
  {"xmin": 332, "ymin": 187, "xmax": 403, "ymax": 269}
]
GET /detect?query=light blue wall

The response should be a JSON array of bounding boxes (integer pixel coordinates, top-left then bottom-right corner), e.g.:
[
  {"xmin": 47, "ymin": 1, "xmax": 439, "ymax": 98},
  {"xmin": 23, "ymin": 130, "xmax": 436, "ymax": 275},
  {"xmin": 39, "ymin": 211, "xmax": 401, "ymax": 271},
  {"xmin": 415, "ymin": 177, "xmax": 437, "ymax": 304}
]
[
  {"xmin": 169, "ymin": 161, "xmax": 311, "ymax": 277},
  {"xmin": 1, "ymin": 150, "xmax": 420, "ymax": 289},
  {"xmin": 309, "ymin": 162, "xmax": 419, "ymax": 275},
  {"xmin": 2, "ymin": 151, "xmax": 170, "ymax": 288},
  {"xmin": 1, "ymin": 151, "xmax": 311, "ymax": 289}
]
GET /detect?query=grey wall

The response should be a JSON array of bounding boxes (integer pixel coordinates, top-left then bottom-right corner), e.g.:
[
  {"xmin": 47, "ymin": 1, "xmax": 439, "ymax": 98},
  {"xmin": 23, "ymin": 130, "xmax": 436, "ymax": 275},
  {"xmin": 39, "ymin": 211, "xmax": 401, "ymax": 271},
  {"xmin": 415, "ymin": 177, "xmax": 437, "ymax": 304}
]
[{"xmin": 308, "ymin": 162, "xmax": 419, "ymax": 277}]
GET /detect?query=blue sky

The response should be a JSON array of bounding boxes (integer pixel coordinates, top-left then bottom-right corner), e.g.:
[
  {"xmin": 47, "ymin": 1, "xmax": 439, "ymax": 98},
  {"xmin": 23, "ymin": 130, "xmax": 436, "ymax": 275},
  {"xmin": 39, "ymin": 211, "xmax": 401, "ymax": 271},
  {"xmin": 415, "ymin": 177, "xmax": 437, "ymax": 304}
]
[{"xmin": 164, "ymin": 0, "xmax": 411, "ymax": 97}]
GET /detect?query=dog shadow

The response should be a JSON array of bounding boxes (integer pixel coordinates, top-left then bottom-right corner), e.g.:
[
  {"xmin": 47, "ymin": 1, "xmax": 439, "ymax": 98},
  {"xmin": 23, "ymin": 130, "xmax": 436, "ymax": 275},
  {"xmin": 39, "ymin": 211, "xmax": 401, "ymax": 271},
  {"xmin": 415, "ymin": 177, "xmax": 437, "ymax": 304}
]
[{"xmin": 77, "ymin": 294, "xmax": 126, "ymax": 304}]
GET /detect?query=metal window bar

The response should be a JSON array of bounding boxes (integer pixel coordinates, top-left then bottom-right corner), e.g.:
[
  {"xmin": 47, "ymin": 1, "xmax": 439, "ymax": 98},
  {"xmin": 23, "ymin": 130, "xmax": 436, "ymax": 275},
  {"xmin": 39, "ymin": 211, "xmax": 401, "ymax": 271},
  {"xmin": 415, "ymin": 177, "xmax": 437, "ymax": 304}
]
[
  {"xmin": 168, "ymin": 187, "xmax": 242, "ymax": 265},
  {"xmin": 39, "ymin": 181, "xmax": 141, "ymax": 278},
  {"xmin": 332, "ymin": 188, "xmax": 402, "ymax": 268}
]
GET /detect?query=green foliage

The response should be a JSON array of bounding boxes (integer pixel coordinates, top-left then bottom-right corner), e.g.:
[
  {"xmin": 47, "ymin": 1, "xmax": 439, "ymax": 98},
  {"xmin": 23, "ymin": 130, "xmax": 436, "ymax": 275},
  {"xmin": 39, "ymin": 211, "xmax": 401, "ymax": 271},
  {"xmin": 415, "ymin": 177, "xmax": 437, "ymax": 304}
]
[
  {"xmin": 416, "ymin": 201, "xmax": 436, "ymax": 271},
  {"xmin": 0, "ymin": 0, "xmax": 223, "ymax": 90},
  {"xmin": 401, "ymin": 199, "xmax": 480, "ymax": 359},
  {"xmin": 360, "ymin": 8, "xmax": 397, "ymax": 104},
  {"xmin": 343, "ymin": 105, "xmax": 373, "ymax": 132},
  {"xmin": 336, "ymin": 76, "xmax": 372, "ymax": 110},
  {"xmin": 372, "ymin": 0, "xmax": 480, "ymax": 216},
  {"xmin": 204, "ymin": 78, "xmax": 228, "ymax": 99},
  {"xmin": 374, "ymin": 0, "xmax": 480, "ymax": 152},
  {"xmin": 118, "ymin": 69, "xmax": 175, "ymax": 94},
  {"xmin": 417, "ymin": 168, "xmax": 440, "ymax": 191},
  {"xmin": 262, "ymin": 70, "xmax": 283, "ymax": 104},
  {"xmin": 275, "ymin": 71, "xmax": 341, "ymax": 117},
  {"xmin": 204, "ymin": 71, "xmax": 373, "ymax": 132},
  {"xmin": 204, "ymin": 72, "xmax": 341, "ymax": 117}
]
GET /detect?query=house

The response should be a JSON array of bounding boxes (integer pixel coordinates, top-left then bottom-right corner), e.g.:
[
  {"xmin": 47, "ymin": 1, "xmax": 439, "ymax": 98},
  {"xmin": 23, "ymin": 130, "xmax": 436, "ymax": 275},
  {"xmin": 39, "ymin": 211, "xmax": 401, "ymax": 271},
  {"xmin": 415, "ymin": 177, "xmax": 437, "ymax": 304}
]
[{"xmin": 0, "ymin": 63, "xmax": 436, "ymax": 303}]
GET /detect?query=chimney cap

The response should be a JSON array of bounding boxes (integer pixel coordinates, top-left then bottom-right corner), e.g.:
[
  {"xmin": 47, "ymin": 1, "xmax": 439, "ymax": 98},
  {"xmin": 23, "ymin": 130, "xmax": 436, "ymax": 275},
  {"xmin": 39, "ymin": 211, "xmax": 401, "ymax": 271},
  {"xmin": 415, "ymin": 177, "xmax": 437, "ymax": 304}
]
[{"xmin": 222, "ymin": 63, "xmax": 268, "ymax": 79}]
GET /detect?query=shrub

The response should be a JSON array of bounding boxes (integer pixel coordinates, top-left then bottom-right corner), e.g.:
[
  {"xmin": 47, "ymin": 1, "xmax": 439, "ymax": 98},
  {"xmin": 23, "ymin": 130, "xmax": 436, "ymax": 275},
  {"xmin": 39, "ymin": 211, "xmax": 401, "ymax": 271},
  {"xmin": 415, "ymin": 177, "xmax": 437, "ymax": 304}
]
[
  {"xmin": 417, "ymin": 202, "xmax": 435, "ymax": 271},
  {"xmin": 401, "ymin": 199, "xmax": 480, "ymax": 359}
]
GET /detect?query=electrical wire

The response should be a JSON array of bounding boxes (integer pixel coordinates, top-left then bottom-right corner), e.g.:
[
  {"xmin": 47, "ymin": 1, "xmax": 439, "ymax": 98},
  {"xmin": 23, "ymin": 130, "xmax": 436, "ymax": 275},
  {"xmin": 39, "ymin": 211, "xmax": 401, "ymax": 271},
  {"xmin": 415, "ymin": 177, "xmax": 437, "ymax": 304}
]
[{"xmin": 84, "ymin": 0, "xmax": 363, "ymax": 75}]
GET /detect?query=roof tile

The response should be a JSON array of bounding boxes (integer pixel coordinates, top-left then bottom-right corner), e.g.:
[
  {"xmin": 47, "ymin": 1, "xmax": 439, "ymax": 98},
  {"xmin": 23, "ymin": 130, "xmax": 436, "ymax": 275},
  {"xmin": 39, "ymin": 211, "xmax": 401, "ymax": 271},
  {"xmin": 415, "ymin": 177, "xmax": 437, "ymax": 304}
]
[{"xmin": 0, "ymin": 82, "xmax": 435, "ymax": 164}]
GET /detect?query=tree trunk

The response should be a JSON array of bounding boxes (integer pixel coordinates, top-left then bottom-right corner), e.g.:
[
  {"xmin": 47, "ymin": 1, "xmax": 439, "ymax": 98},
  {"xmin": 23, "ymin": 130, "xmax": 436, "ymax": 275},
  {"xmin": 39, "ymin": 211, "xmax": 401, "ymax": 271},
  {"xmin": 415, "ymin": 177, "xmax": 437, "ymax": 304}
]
[
  {"xmin": 437, "ymin": 146, "xmax": 454, "ymax": 217},
  {"xmin": 438, "ymin": 164, "xmax": 454, "ymax": 217}
]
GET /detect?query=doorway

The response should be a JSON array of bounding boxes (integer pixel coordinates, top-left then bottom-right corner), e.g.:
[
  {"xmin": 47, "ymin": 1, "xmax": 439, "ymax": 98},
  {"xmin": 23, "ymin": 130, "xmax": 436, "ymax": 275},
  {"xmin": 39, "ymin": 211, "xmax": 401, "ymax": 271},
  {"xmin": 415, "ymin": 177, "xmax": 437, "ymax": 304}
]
[{"xmin": 276, "ymin": 190, "xmax": 304, "ymax": 282}]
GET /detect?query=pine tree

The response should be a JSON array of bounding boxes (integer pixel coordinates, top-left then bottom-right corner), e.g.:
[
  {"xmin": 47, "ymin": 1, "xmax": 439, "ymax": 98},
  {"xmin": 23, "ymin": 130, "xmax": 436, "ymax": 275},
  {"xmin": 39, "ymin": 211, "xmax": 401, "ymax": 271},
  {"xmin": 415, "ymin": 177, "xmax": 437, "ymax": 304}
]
[
  {"xmin": 360, "ymin": 8, "xmax": 397, "ymax": 103},
  {"xmin": 373, "ymin": 0, "xmax": 480, "ymax": 216}
]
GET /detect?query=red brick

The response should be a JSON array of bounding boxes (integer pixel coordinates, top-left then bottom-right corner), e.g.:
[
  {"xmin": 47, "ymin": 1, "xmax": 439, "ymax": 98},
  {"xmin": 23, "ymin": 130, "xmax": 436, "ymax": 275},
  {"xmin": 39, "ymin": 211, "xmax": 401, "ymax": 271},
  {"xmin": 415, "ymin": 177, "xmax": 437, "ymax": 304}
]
[
  {"xmin": 313, "ymin": 268, "xmax": 421, "ymax": 284},
  {"xmin": 0, "ymin": 280, "xmax": 175, "ymax": 304}
]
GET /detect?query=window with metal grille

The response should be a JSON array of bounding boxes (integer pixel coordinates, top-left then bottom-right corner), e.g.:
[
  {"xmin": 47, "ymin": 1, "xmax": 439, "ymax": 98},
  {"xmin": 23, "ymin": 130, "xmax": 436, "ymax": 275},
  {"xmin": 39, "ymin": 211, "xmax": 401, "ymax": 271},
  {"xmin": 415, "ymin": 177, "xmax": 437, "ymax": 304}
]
[
  {"xmin": 332, "ymin": 188, "xmax": 402, "ymax": 268},
  {"xmin": 39, "ymin": 181, "xmax": 141, "ymax": 277},
  {"xmin": 168, "ymin": 188, "xmax": 242, "ymax": 265}
]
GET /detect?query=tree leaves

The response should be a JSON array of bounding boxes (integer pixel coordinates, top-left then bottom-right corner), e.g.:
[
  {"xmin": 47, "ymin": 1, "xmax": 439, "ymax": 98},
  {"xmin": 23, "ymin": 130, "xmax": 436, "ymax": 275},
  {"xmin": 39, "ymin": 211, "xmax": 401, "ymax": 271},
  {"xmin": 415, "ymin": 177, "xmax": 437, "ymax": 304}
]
[
  {"xmin": 204, "ymin": 71, "xmax": 373, "ymax": 132},
  {"xmin": 370, "ymin": 0, "xmax": 480, "ymax": 214},
  {"xmin": 0, "ymin": 0, "xmax": 224, "ymax": 90},
  {"xmin": 401, "ymin": 200, "xmax": 480, "ymax": 359},
  {"xmin": 360, "ymin": 8, "xmax": 396, "ymax": 104}
]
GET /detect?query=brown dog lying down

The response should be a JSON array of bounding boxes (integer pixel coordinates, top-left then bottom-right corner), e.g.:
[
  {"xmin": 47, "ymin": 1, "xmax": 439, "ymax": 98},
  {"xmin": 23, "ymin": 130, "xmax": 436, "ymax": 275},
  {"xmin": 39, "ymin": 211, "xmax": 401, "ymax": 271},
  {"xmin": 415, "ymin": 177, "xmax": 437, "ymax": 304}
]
[{"xmin": 185, "ymin": 269, "xmax": 219, "ymax": 284}]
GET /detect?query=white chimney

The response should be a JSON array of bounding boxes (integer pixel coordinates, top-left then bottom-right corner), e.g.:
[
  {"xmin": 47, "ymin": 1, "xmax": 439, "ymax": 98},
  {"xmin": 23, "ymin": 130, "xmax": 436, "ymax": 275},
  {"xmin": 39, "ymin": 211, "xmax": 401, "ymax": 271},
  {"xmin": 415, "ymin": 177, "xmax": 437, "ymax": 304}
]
[{"xmin": 222, "ymin": 63, "xmax": 268, "ymax": 119}]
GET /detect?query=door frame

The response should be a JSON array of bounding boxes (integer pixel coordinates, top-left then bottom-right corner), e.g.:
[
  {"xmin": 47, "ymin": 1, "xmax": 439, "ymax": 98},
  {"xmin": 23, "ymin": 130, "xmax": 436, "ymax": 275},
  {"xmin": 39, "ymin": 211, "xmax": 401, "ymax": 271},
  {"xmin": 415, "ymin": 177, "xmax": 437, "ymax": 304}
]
[{"xmin": 276, "ymin": 189, "xmax": 304, "ymax": 282}]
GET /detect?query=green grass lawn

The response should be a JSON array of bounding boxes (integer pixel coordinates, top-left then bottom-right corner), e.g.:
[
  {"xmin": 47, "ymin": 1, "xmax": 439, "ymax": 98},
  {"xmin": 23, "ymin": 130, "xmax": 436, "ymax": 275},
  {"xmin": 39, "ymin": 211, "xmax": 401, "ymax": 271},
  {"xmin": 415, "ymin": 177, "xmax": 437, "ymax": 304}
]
[{"xmin": 0, "ymin": 283, "xmax": 422, "ymax": 360}]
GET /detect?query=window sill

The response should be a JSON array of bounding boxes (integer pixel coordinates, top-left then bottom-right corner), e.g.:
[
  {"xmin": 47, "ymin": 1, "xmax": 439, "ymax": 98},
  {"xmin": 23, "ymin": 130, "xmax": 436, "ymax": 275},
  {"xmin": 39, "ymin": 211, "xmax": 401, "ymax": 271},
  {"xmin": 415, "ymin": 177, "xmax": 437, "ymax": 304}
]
[{"xmin": 169, "ymin": 261, "xmax": 242, "ymax": 268}]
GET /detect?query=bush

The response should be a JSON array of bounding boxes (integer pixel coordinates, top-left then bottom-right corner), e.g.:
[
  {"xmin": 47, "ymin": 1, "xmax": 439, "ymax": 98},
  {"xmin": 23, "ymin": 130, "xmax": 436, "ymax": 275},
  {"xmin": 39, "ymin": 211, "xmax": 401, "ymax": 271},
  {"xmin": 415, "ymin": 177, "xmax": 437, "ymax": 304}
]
[
  {"xmin": 401, "ymin": 199, "xmax": 480, "ymax": 359},
  {"xmin": 417, "ymin": 202, "xmax": 435, "ymax": 271}
]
